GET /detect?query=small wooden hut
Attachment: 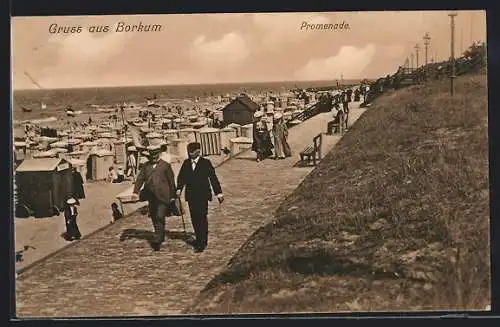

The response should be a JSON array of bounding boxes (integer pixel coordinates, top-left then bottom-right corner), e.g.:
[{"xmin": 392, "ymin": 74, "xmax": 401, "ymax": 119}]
[
  {"xmin": 222, "ymin": 94, "xmax": 260, "ymax": 126},
  {"xmin": 15, "ymin": 157, "xmax": 73, "ymax": 218},
  {"xmin": 87, "ymin": 149, "xmax": 114, "ymax": 181}
]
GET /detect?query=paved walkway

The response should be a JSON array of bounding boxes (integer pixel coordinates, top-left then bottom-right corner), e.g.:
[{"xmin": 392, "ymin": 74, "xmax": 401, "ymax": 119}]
[{"xmin": 15, "ymin": 103, "xmax": 366, "ymax": 318}]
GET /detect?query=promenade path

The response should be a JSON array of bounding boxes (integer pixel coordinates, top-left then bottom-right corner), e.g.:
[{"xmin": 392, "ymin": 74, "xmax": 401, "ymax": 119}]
[{"xmin": 15, "ymin": 103, "xmax": 366, "ymax": 318}]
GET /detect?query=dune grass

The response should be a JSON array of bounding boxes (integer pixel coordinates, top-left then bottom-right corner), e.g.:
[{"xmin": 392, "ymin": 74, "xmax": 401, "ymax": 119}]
[{"xmin": 185, "ymin": 74, "xmax": 490, "ymax": 314}]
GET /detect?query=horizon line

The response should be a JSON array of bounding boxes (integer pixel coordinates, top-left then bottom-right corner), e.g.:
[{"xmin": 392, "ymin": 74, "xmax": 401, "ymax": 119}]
[{"xmin": 12, "ymin": 77, "xmax": 380, "ymax": 92}]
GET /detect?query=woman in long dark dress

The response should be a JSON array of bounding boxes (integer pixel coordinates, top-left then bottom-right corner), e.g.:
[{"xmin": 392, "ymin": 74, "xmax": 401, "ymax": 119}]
[
  {"xmin": 251, "ymin": 111, "xmax": 274, "ymax": 162},
  {"xmin": 64, "ymin": 198, "xmax": 81, "ymax": 240}
]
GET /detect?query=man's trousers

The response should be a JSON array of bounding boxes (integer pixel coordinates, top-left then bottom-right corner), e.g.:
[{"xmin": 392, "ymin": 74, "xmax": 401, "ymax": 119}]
[{"xmin": 187, "ymin": 199, "xmax": 209, "ymax": 248}]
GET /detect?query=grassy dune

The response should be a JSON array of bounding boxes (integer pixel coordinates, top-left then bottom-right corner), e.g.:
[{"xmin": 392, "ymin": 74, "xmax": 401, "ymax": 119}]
[{"xmin": 186, "ymin": 74, "xmax": 490, "ymax": 314}]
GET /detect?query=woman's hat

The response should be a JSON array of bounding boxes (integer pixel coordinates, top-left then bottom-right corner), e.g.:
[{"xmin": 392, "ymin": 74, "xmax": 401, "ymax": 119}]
[
  {"xmin": 147, "ymin": 145, "xmax": 161, "ymax": 152},
  {"xmin": 67, "ymin": 198, "xmax": 77, "ymax": 205},
  {"xmin": 273, "ymin": 113, "xmax": 283, "ymax": 119},
  {"xmin": 254, "ymin": 111, "xmax": 264, "ymax": 118}
]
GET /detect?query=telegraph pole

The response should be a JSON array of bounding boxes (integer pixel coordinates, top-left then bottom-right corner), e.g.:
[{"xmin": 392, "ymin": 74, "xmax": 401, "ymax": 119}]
[
  {"xmin": 410, "ymin": 52, "xmax": 414, "ymax": 70},
  {"xmin": 449, "ymin": 12, "xmax": 458, "ymax": 96},
  {"xmin": 414, "ymin": 44, "xmax": 420, "ymax": 68}
]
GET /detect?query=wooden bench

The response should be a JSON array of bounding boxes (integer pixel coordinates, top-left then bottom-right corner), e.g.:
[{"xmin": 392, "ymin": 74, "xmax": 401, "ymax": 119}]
[
  {"xmin": 327, "ymin": 120, "xmax": 340, "ymax": 134},
  {"xmin": 299, "ymin": 133, "xmax": 322, "ymax": 166}
]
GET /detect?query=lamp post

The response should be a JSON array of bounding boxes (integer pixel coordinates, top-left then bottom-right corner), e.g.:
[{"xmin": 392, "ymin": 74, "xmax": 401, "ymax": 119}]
[
  {"xmin": 414, "ymin": 43, "xmax": 420, "ymax": 68},
  {"xmin": 423, "ymin": 33, "xmax": 431, "ymax": 66},
  {"xmin": 423, "ymin": 32, "xmax": 431, "ymax": 80},
  {"xmin": 449, "ymin": 11, "xmax": 458, "ymax": 96}
]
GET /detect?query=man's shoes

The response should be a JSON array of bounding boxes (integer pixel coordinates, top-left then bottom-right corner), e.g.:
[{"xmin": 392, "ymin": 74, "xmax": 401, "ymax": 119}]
[
  {"xmin": 193, "ymin": 243, "xmax": 207, "ymax": 253},
  {"xmin": 151, "ymin": 242, "xmax": 161, "ymax": 251}
]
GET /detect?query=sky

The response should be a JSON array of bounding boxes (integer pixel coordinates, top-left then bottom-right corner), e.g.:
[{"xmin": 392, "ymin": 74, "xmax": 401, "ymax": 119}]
[{"xmin": 11, "ymin": 10, "xmax": 486, "ymax": 89}]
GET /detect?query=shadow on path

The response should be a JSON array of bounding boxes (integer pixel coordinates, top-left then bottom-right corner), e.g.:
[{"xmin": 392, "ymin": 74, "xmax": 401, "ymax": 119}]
[
  {"xmin": 234, "ymin": 156, "xmax": 280, "ymax": 163},
  {"xmin": 234, "ymin": 157, "xmax": 258, "ymax": 162},
  {"xmin": 292, "ymin": 160, "xmax": 317, "ymax": 168},
  {"xmin": 119, "ymin": 228, "xmax": 196, "ymax": 249},
  {"xmin": 59, "ymin": 232, "xmax": 76, "ymax": 242}
]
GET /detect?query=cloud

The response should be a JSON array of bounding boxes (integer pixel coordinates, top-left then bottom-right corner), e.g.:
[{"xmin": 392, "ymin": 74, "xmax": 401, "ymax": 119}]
[
  {"xmin": 189, "ymin": 32, "xmax": 249, "ymax": 66},
  {"xmin": 35, "ymin": 29, "xmax": 132, "ymax": 87},
  {"xmin": 293, "ymin": 44, "xmax": 377, "ymax": 80},
  {"xmin": 379, "ymin": 45, "xmax": 406, "ymax": 59},
  {"xmin": 252, "ymin": 13, "xmax": 331, "ymax": 49},
  {"xmin": 47, "ymin": 29, "xmax": 131, "ymax": 64}
]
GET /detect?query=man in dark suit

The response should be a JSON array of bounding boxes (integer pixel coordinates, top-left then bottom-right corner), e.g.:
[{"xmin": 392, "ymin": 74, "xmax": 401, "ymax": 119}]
[
  {"xmin": 132, "ymin": 146, "xmax": 177, "ymax": 251},
  {"xmin": 176, "ymin": 142, "xmax": 224, "ymax": 253}
]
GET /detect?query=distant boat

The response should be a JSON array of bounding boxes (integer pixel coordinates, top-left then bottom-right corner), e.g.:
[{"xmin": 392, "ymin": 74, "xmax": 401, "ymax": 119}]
[
  {"xmin": 66, "ymin": 109, "xmax": 83, "ymax": 117},
  {"xmin": 97, "ymin": 108, "xmax": 116, "ymax": 113},
  {"xmin": 147, "ymin": 99, "xmax": 160, "ymax": 107},
  {"xmin": 41, "ymin": 102, "xmax": 47, "ymax": 110},
  {"xmin": 21, "ymin": 107, "xmax": 32, "ymax": 113}
]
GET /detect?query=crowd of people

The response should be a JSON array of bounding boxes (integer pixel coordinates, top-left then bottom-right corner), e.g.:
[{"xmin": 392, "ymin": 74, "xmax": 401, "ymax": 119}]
[
  {"xmin": 24, "ymin": 86, "xmax": 366, "ymax": 248},
  {"xmin": 327, "ymin": 88, "xmax": 359, "ymax": 134},
  {"xmin": 251, "ymin": 111, "xmax": 292, "ymax": 162},
  {"xmin": 250, "ymin": 86, "xmax": 364, "ymax": 161}
]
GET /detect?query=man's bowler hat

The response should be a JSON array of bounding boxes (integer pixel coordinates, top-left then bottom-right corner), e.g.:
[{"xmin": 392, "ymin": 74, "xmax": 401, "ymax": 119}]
[{"xmin": 187, "ymin": 142, "xmax": 201, "ymax": 152}]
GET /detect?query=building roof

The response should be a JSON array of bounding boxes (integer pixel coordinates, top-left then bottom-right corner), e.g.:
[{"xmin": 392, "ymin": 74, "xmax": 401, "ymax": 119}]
[
  {"xmin": 15, "ymin": 157, "xmax": 69, "ymax": 172},
  {"xmin": 91, "ymin": 149, "xmax": 114, "ymax": 157},
  {"xmin": 222, "ymin": 94, "xmax": 260, "ymax": 113},
  {"xmin": 67, "ymin": 158, "xmax": 86, "ymax": 166},
  {"xmin": 13, "ymin": 128, "xmax": 26, "ymax": 139}
]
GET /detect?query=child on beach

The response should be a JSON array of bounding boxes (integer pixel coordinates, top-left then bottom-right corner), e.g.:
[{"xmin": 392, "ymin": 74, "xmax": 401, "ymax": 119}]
[{"xmin": 111, "ymin": 202, "xmax": 124, "ymax": 223}]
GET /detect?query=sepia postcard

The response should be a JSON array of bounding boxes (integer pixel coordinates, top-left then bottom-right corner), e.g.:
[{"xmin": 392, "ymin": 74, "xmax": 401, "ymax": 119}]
[{"xmin": 11, "ymin": 11, "xmax": 489, "ymax": 317}]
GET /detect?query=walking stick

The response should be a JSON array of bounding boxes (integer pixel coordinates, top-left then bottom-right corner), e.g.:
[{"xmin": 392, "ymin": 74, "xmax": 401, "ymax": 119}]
[{"xmin": 177, "ymin": 197, "xmax": 187, "ymax": 235}]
